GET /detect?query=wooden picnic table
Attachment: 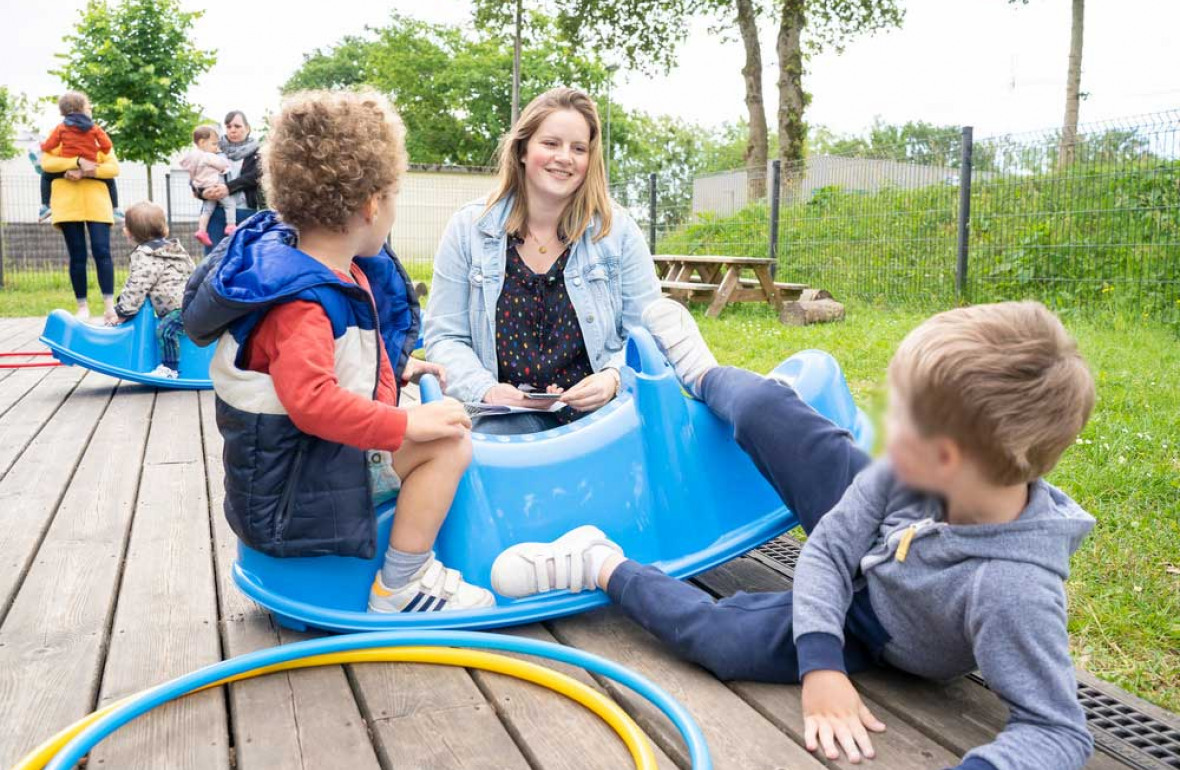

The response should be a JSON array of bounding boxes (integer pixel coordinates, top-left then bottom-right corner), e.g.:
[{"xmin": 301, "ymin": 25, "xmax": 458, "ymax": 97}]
[{"xmin": 655, "ymin": 254, "xmax": 807, "ymax": 318}]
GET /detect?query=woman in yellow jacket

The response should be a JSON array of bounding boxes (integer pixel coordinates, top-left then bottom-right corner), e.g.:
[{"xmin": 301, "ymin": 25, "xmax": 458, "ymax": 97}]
[{"xmin": 42, "ymin": 137, "xmax": 121, "ymax": 323}]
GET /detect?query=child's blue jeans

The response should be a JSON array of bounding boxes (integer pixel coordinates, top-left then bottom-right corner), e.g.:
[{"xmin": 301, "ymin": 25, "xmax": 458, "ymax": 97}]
[
  {"xmin": 157, "ymin": 309, "xmax": 185, "ymax": 369},
  {"xmin": 604, "ymin": 366, "xmax": 890, "ymax": 683}
]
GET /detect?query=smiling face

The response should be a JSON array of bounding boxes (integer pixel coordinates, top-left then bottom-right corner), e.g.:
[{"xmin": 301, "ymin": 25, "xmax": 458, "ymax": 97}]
[{"xmin": 521, "ymin": 109, "xmax": 591, "ymax": 207}]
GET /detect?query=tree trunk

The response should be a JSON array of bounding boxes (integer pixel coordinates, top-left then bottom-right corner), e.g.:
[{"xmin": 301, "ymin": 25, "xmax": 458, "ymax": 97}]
[
  {"xmin": 1057, "ymin": 0, "xmax": 1084, "ymax": 170},
  {"xmin": 146, "ymin": 164, "xmax": 154, "ymax": 202},
  {"xmin": 776, "ymin": 0, "xmax": 806, "ymax": 195},
  {"xmin": 511, "ymin": 0, "xmax": 523, "ymax": 127},
  {"xmin": 735, "ymin": 0, "xmax": 768, "ymax": 200}
]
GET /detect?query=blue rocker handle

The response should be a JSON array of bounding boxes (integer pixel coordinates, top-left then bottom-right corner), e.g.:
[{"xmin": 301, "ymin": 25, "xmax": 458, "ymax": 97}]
[{"xmin": 419, "ymin": 373, "xmax": 444, "ymax": 403}]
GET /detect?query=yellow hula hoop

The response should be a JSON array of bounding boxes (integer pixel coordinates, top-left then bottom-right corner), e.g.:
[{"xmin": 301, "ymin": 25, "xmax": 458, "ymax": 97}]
[{"xmin": 16, "ymin": 646, "xmax": 657, "ymax": 770}]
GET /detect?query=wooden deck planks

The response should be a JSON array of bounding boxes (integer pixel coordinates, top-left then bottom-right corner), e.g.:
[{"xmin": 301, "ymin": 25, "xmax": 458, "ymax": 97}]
[
  {"xmin": 0, "ymin": 318, "xmax": 1168, "ymax": 770},
  {"xmin": 89, "ymin": 389, "xmax": 229, "ymax": 769},
  {"xmin": 198, "ymin": 390, "xmax": 383, "ymax": 770},
  {"xmin": 0, "ymin": 381, "xmax": 153, "ymax": 767}
]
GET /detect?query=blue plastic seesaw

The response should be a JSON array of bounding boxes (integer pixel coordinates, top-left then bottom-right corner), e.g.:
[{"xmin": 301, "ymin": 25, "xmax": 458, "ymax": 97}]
[
  {"xmin": 233, "ymin": 327, "xmax": 874, "ymax": 633},
  {"xmin": 39, "ymin": 303, "xmax": 214, "ymax": 390}
]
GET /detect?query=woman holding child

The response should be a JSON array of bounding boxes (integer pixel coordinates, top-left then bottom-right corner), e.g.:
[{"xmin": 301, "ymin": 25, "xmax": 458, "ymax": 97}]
[
  {"xmin": 198, "ymin": 109, "xmax": 264, "ymax": 252},
  {"xmin": 42, "ymin": 91, "xmax": 121, "ymax": 324},
  {"xmin": 426, "ymin": 87, "xmax": 661, "ymax": 435}
]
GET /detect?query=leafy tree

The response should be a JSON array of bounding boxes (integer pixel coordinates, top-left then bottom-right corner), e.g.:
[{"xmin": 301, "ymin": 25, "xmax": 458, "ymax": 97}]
[
  {"xmin": 284, "ymin": 12, "xmax": 609, "ymax": 167},
  {"xmin": 52, "ymin": 0, "xmax": 215, "ymax": 198},
  {"xmin": 0, "ymin": 87, "xmax": 33, "ymax": 161}
]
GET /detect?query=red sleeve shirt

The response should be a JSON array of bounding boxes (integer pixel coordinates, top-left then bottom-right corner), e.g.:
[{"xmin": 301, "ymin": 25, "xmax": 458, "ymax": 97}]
[{"xmin": 241, "ymin": 264, "xmax": 408, "ymax": 452}]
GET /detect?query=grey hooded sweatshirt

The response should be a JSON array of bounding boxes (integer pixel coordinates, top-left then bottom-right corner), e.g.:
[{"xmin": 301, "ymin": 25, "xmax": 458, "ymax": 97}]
[{"xmin": 793, "ymin": 460, "xmax": 1096, "ymax": 770}]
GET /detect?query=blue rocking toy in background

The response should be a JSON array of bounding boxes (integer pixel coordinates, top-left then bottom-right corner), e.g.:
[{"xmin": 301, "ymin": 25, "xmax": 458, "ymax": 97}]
[
  {"xmin": 39, "ymin": 304, "xmax": 215, "ymax": 389},
  {"xmin": 233, "ymin": 328, "xmax": 874, "ymax": 633}
]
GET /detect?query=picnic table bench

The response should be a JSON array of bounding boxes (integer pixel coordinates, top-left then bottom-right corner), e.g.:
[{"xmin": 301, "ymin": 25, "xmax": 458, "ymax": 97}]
[{"xmin": 655, "ymin": 255, "xmax": 807, "ymax": 318}]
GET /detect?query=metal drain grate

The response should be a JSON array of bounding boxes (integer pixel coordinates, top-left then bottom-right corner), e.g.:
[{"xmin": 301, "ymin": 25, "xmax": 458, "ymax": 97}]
[{"xmin": 751, "ymin": 535, "xmax": 1180, "ymax": 770}]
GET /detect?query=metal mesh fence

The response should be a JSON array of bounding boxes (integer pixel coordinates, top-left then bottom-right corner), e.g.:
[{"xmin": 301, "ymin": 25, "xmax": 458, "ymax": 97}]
[{"xmin": 628, "ymin": 110, "xmax": 1180, "ymax": 322}]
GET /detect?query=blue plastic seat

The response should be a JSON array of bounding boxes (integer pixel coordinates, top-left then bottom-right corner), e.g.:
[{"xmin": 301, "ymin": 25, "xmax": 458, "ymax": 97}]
[
  {"xmin": 233, "ymin": 328, "xmax": 873, "ymax": 633},
  {"xmin": 39, "ymin": 305, "xmax": 214, "ymax": 389}
]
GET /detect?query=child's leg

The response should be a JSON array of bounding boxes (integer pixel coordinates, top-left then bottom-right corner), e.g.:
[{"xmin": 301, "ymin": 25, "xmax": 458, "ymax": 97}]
[
  {"xmin": 607, "ymin": 559, "xmax": 803, "ymax": 682},
  {"xmin": 370, "ymin": 433, "xmax": 493, "ymax": 612},
  {"xmin": 221, "ymin": 196, "xmax": 237, "ymax": 228},
  {"xmin": 493, "ymin": 537, "xmax": 881, "ymax": 683},
  {"xmin": 40, "ymin": 172, "xmax": 53, "ymax": 207},
  {"xmin": 105, "ymin": 179, "xmax": 120, "ymax": 212},
  {"xmin": 156, "ymin": 310, "xmax": 184, "ymax": 369},
  {"xmin": 194, "ymin": 198, "xmax": 216, "ymax": 246},
  {"xmin": 643, "ymin": 298, "xmax": 870, "ymax": 534},
  {"xmin": 698, "ymin": 367, "xmax": 871, "ymax": 535}
]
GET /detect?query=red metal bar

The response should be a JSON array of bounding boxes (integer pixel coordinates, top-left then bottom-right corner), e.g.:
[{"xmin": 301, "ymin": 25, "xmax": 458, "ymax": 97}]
[
  {"xmin": 0, "ymin": 352, "xmax": 54, "ymax": 357},
  {"xmin": 0, "ymin": 362, "xmax": 63, "ymax": 368}
]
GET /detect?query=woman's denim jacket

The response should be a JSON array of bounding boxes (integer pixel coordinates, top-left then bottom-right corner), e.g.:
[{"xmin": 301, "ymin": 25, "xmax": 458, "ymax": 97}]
[{"xmin": 425, "ymin": 195, "xmax": 662, "ymax": 403}]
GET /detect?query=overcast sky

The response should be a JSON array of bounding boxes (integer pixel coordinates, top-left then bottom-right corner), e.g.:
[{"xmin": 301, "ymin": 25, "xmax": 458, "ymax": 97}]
[{"xmin": 5, "ymin": 0, "xmax": 1178, "ymax": 142}]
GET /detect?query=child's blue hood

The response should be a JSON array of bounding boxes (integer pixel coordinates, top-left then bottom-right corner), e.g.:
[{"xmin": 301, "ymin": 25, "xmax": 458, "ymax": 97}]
[{"xmin": 181, "ymin": 211, "xmax": 414, "ymax": 351}]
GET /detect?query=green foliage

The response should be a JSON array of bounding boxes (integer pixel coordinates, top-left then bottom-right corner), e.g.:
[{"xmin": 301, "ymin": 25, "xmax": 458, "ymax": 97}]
[
  {"xmin": 283, "ymin": 12, "xmax": 609, "ymax": 167},
  {"xmin": 804, "ymin": 0, "xmax": 905, "ymax": 55},
  {"xmin": 474, "ymin": 0, "xmax": 719, "ymax": 76},
  {"xmin": 659, "ymin": 160, "xmax": 1180, "ymax": 321},
  {"xmin": 0, "ymin": 87, "xmax": 33, "ymax": 160},
  {"xmin": 51, "ymin": 0, "xmax": 215, "ymax": 167}
]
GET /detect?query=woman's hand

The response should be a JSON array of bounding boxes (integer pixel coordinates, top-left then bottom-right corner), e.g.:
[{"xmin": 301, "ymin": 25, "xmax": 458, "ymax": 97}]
[
  {"xmin": 77, "ymin": 158, "xmax": 97, "ymax": 173},
  {"xmin": 559, "ymin": 369, "xmax": 620, "ymax": 412},
  {"xmin": 483, "ymin": 383, "xmax": 551, "ymax": 409},
  {"xmin": 402, "ymin": 357, "xmax": 447, "ymax": 391},
  {"xmin": 203, "ymin": 183, "xmax": 229, "ymax": 201},
  {"xmin": 64, "ymin": 169, "xmax": 83, "ymax": 181}
]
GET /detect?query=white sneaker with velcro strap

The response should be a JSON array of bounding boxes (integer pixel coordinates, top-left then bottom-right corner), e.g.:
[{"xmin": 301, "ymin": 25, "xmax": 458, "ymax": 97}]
[
  {"xmin": 490, "ymin": 525, "xmax": 624, "ymax": 599},
  {"xmin": 368, "ymin": 556, "xmax": 495, "ymax": 613}
]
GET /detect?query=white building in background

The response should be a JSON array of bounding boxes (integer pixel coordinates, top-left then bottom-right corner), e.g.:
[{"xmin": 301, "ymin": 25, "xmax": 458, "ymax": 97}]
[{"xmin": 692, "ymin": 155, "xmax": 965, "ymax": 216}]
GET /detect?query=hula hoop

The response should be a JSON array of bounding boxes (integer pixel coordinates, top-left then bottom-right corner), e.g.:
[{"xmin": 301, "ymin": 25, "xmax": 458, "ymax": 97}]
[
  {"xmin": 21, "ymin": 646, "xmax": 656, "ymax": 770},
  {"xmin": 23, "ymin": 632, "xmax": 712, "ymax": 770}
]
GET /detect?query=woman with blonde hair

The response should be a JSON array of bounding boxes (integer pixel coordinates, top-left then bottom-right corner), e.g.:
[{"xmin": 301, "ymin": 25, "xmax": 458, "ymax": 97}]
[{"xmin": 426, "ymin": 87, "xmax": 661, "ymax": 435}]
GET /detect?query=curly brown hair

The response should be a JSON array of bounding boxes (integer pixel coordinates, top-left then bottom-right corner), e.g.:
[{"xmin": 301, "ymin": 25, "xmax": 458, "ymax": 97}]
[{"xmin": 263, "ymin": 90, "xmax": 408, "ymax": 233}]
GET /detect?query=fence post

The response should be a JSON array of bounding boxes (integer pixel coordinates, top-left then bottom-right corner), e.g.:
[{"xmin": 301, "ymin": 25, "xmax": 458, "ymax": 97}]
[
  {"xmin": 768, "ymin": 160, "xmax": 782, "ymax": 279},
  {"xmin": 647, "ymin": 173, "xmax": 657, "ymax": 253},
  {"xmin": 165, "ymin": 172, "xmax": 173, "ymax": 231},
  {"xmin": 956, "ymin": 126, "xmax": 974, "ymax": 299}
]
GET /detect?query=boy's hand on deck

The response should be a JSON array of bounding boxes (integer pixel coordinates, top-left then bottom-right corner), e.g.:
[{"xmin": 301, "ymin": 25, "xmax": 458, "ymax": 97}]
[
  {"xmin": 405, "ymin": 398, "xmax": 471, "ymax": 442},
  {"xmin": 802, "ymin": 670, "xmax": 885, "ymax": 764}
]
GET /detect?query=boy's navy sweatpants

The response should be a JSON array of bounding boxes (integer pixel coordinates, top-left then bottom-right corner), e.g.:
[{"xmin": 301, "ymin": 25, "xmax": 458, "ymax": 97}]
[{"xmin": 605, "ymin": 366, "xmax": 890, "ymax": 683}]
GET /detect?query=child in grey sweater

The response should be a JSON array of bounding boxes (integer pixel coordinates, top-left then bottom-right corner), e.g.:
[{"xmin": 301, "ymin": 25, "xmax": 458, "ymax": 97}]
[{"xmin": 490, "ymin": 299, "xmax": 1097, "ymax": 770}]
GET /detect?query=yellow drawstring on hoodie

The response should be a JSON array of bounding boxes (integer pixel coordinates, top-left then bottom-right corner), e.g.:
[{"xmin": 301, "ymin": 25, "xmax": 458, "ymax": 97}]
[{"xmin": 896, "ymin": 524, "xmax": 918, "ymax": 562}]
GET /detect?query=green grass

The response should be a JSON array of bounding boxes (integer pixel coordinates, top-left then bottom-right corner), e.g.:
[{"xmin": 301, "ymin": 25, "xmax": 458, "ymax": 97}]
[
  {"xmin": 1, "ymin": 276, "xmax": 1176, "ymax": 712},
  {"xmin": 694, "ymin": 300, "xmax": 1180, "ymax": 713}
]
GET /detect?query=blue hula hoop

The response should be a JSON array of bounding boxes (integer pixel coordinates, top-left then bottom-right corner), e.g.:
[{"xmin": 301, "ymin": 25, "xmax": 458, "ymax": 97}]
[{"xmin": 45, "ymin": 630, "xmax": 712, "ymax": 770}]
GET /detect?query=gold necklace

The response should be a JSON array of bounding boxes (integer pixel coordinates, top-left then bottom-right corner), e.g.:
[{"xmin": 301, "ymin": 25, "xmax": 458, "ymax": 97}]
[{"xmin": 531, "ymin": 231, "xmax": 561, "ymax": 255}]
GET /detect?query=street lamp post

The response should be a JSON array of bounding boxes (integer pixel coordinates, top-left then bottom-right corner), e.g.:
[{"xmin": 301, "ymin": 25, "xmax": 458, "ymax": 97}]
[{"xmin": 605, "ymin": 64, "xmax": 619, "ymax": 185}]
